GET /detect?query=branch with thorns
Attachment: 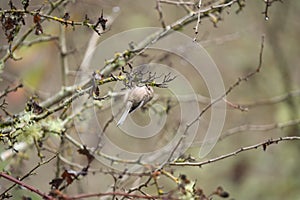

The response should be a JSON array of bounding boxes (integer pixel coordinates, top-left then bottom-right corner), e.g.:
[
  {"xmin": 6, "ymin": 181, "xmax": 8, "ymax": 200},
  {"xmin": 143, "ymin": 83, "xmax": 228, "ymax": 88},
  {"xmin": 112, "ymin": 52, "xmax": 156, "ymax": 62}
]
[{"xmin": 170, "ymin": 136, "xmax": 300, "ymax": 166}]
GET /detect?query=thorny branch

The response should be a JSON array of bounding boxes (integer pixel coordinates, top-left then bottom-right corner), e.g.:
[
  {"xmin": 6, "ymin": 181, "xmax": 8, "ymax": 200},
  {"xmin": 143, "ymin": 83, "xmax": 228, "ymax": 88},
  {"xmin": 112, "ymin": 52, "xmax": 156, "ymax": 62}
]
[
  {"xmin": 0, "ymin": 0, "xmax": 66, "ymax": 63},
  {"xmin": 0, "ymin": 0, "xmax": 107, "ymax": 64},
  {"xmin": 170, "ymin": 136, "xmax": 300, "ymax": 166}
]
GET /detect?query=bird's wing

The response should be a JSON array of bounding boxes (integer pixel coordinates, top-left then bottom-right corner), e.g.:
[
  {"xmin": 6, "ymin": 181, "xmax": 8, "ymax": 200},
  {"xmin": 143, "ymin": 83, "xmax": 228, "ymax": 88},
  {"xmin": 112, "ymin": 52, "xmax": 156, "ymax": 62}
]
[
  {"xmin": 117, "ymin": 101, "xmax": 133, "ymax": 126},
  {"xmin": 129, "ymin": 100, "xmax": 144, "ymax": 113}
]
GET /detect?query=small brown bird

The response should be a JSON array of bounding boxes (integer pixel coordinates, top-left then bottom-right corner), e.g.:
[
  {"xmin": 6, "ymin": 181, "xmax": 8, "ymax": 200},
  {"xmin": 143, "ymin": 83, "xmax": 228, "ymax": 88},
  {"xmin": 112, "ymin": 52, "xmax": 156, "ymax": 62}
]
[{"xmin": 117, "ymin": 85, "xmax": 154, "ymax": 126}]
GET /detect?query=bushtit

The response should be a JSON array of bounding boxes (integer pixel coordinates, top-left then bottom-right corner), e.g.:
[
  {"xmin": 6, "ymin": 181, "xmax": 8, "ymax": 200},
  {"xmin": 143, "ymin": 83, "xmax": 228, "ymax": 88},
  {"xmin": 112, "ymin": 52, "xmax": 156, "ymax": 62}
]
[{"xmin": 117, "ymin": 85, "xmax": 154, "ymax": 126}]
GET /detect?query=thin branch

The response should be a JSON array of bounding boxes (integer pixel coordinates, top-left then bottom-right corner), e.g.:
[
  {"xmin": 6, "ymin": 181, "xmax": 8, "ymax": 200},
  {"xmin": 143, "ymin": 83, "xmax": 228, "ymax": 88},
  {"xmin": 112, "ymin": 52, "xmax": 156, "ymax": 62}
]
[
  {"xmin": 0, "ymin": 0, "xmax": 67, "ymax": 63},
  {"xmin": 167, "ymin": 35, "xmax": 265, "ymax": 162},
  {"xmin": 159, "ymin": 0, "xmax": 195, "ymax": 6},
  {"xmin": 0, "ymin": 36, "xmax": 58, "ymax": 51},
  {"xmin": 59, "ymin": 22, "xmax": 69, "ymax": 87},
  {"xmin": 0, "ymin": 83, "xmax": 23, "ymax": 99},
  {"xmin": 156, "ymin": 0, "xmax": 167, "ymax": 28},
  {"xmin": 241, "ymin": 89, "xmax": 300, "ymax": 108},
  {"xmin": 58, "ymin": 155, "xmax": 152, "ymax": 177},
  {"xmin": 64, "ymin": 132, "xmax": 146, "ymax": 165},
  {"xmin": 100, "ymin": 0, "xmax": 244, "ymax": 77},
  {"xmin": 0, "ymin": 172, "xmax": 54, "ymax": 200},
  {"xmin": 179, "ymin": 0, "xmax": 195, "ymax": 13},
  {"xmin": 21, "ymin": 36, "xmax": 59, "ymax": 47},
  {"xmin": 262, "ymin": 0, "xmax": 283, "ymax": 20},
  {"xmin": 170, "ymin": 136, "xmax": 300, "ymax": 166},
  {"xmin": 123, "ymin": 176, "xmax": 154, "ymax": 200},
  {"xmin": 223, "ymin": 98, "xmax": 249, "ymax": 111},
  {"xmin": 0, "ymin": 9, "xmax": 104, "ymax": 34},
  {"xmin": 220, "ymin": 119, "xmax": 300, "ymax": 140},
  {"xmin": 0, "ymin": 155, "xmax": 57, "ymax": 199},
  {"xmin": 69, "ymin": 191, "xmax": 167, "ymax": 200},
  {"xmin": 193, "ymin": 0, "xmax": 202, "ymax": 41}
]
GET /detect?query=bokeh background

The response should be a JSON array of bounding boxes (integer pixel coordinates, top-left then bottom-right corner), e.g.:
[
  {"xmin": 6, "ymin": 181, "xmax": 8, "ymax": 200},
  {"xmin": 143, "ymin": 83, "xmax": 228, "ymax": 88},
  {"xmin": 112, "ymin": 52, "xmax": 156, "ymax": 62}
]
[{"xmin": 1, "ymin": 0, "xmax": 300, "ymax": 199}]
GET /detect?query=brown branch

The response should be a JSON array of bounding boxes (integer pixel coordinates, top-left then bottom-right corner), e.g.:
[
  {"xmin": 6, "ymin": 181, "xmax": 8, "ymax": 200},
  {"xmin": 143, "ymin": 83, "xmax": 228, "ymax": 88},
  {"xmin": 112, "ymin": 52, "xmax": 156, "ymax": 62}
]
[
  {"xmin": 58, "ymin": 155, "xmax": 152, "ymax": 177},
  {"xmin": 0, "ymin": 156, "xmax": 57, "ymax": 199},
  {"xmin": 0, "ymin": 83, "xmax": 23, "ymax": 99},
  {"xmin": 0, "ymin": 172, "xmax": 54, "ymax": 199},
  {"xmin": 159, "ymin": 0, "xmax": 195, "ymax": 6},
  {"xmin": 262, "ymin": 0, "xmax": 283, "ymax": 20},
  {"xmin": 0, "ymin": 155, "xmax": 57, "ymax": 197},
  {"xmin": 156, "ymin": 0, "xmax": 167, "ymax": 28},
  {"xmin": 64, "ymin": 132, "xmax": 146, "ymax": 166},
  {"xmin": 241, "ymin": 89, "xmax": 300, "ymax": 108},
  {"xmin": 0, "ymin": 36, "xmax": 58, "ymax": 51},
  {"xmin": 206, "ymin": 89, "xmax": 300, "ymax": 111},
  {"xmin": 0, "ymin": 0, "xmax": 66, "ymax": 63},
  {"xmin": 170, "ymin": 136, "xmax": 300, "ymax": 166},
  {"xmin": 0, "ymin": 9, "xmax": 103, "ymax": 34},
  {"xmin": 220, "ymin": 119, "xmax": 300, "ymax": 140},
  {"xmin": 123, "ymin": 176, "xmax": 154, "ymax": 200},
  {"xmin": 223, "ymin": 98, "xmax": 249, "ymax": 111},
  {"xmin": 69, "ymin": 191, "xmax": 168, "ymax": 200},
  {"xmin": 21, "ymin": 36, "xmax": 59, "ymax": 47}
]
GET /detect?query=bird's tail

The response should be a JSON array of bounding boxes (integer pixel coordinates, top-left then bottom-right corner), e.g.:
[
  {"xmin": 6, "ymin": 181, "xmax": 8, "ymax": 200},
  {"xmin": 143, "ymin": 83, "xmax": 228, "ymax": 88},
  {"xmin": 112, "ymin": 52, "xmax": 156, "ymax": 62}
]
[{"xmin": 117, "ymin": 101, "xmax": 133, "ymax": 126}]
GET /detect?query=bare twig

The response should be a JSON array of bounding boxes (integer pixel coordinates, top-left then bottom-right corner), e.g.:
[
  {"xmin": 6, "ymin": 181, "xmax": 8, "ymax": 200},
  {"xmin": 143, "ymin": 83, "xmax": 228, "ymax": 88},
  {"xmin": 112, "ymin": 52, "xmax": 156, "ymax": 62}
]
[
  {"xmin": 0, "ymin": 36, "xmax": 58, "ymax": 51},
  {"xmin": 159, "ymin": 0, "xmax": 195, "ymax": 6},
  {"xmin": 0, "ymin": 83, "xmax": 23, "ymax": 99},
  {"xmin": 193, "ymin": 0, "xmax": 202, "ymax": 41},
  {"xmin": 0, "ymin": 155, "xmax": 57, "ymax": 199},
  {"xmin": 156, "ymin": 0, "xmax": 167, "ymax": 28},
  {"xmin": 0, "ymin": 0, "xmax": 67, "ymax": 63},
  {"xmin": 242, "ymin": 89, "xmax": 300, "ymax": 108},
  {"xmin": 0, "ymin": 172, "xmax": 54, "ymax": 199},
  {"xmin": 220, "ymin": 119, "xmax": 300, "ymax": 140},
  {"xmin": 223, "ymin": 98, "xmax": 249, "ymax": 111},
  {"xmin": 69, "ymin": 191, "xmax": 168, "ymax": 199},
  {"xmin": 262, "ymin": 0, "xmax": 283, "ymax": 20},
  {"xmin": 170, "ymin": 136, "xmax": 300, "ymax": 166},
  {"xmin": 123, "ymin": 176, "xmax": 154, "ymax": 200},
  {"xmin": 59, "ymin": 155, "xmax": 152, "ymax": 177},
  {"xmin": 167, "ymin": 35, "xmax": 265, "ymax": 162},
  {"xmin": 59, "ymin": 22, "xmax": 69, "ymax": 87}
]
